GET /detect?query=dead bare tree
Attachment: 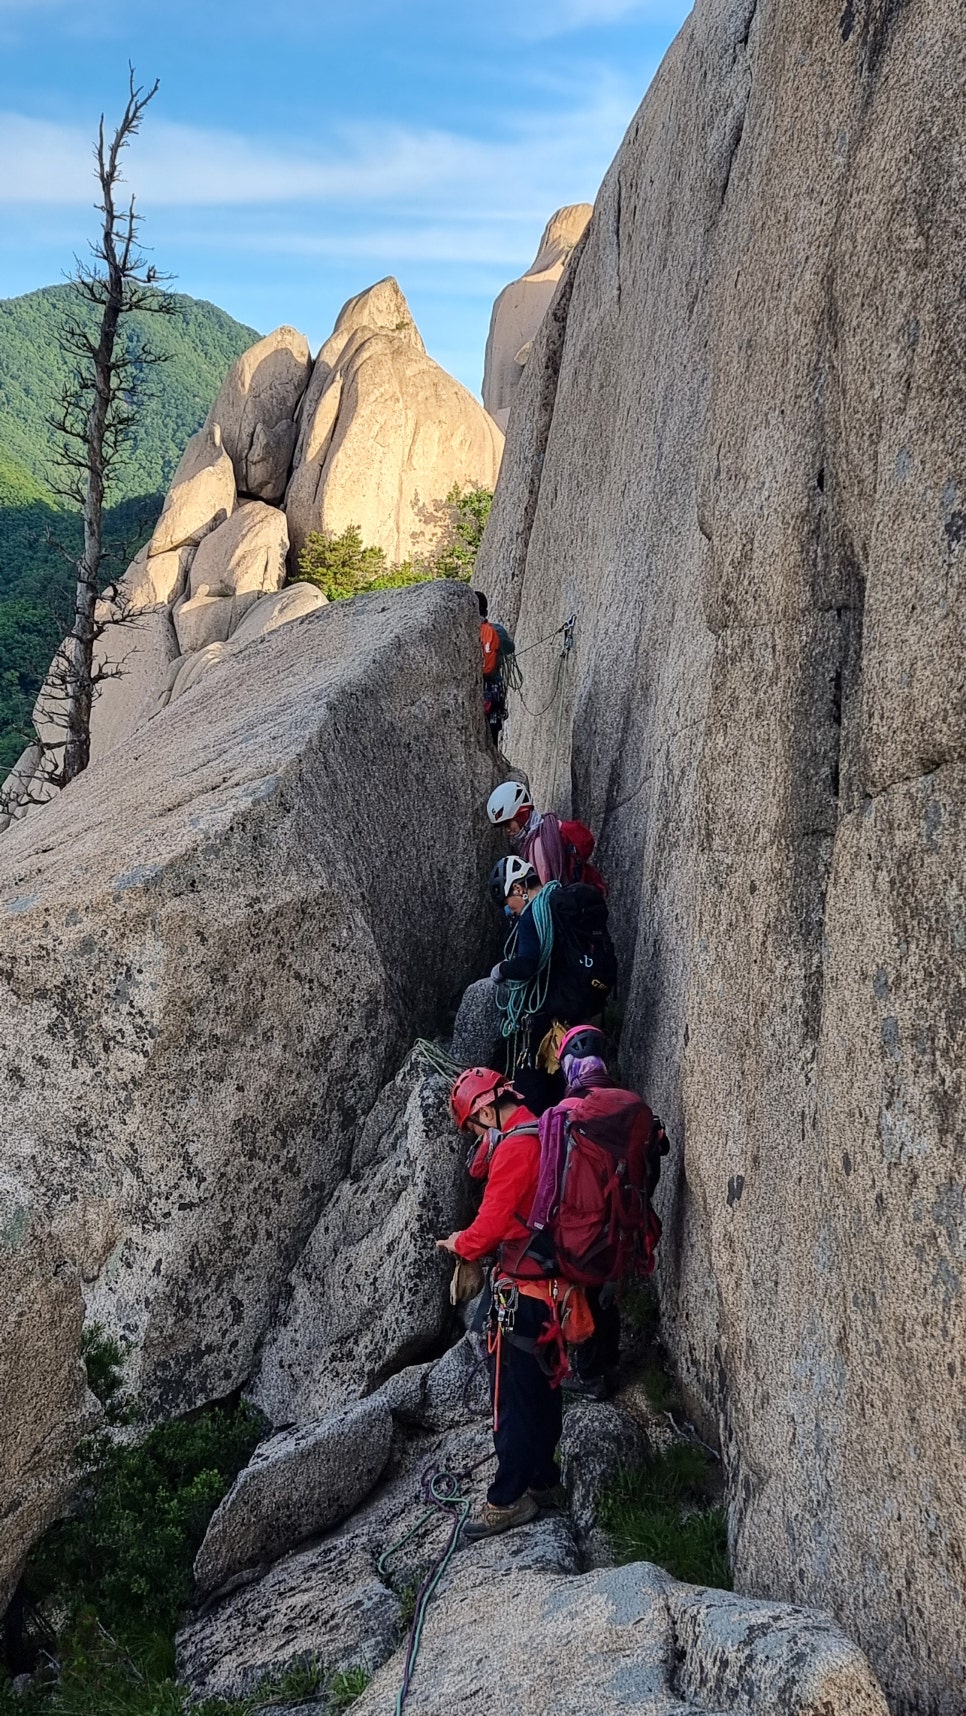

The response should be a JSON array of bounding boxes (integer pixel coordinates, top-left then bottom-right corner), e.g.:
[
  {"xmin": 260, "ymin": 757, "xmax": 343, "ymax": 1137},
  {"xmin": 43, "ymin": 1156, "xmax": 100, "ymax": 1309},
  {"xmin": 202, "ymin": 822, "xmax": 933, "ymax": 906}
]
[{"xmin": 47, "ymin": 67, "xmax": 174, "ymax": 786}]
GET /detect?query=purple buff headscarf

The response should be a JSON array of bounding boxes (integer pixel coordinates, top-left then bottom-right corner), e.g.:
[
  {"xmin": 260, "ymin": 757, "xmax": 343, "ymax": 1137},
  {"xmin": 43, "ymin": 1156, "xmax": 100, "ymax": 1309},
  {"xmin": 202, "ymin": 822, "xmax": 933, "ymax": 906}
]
[{"xmin": 562, "ymin": 1054, "xmax": 611, "ymax": 1094}]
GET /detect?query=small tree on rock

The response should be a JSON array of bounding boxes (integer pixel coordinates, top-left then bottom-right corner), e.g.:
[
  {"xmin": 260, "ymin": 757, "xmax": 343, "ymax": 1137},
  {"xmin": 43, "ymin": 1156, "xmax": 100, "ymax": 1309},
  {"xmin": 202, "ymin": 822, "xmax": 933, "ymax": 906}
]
[
  {"xmin": 47, "ymin": 68, "xmax": 174, "ymax": 786},
  {"xmin": 431, "ymin": 484, "xmax": 492, "ymax": 581}
]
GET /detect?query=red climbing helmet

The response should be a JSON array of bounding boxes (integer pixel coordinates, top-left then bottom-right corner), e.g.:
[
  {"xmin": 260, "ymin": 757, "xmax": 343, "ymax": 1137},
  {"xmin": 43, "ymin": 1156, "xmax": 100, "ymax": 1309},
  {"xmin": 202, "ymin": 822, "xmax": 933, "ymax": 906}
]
[{"xmin": 450, "ymin": 1066, "xmax": 510, "ymax": 1132}]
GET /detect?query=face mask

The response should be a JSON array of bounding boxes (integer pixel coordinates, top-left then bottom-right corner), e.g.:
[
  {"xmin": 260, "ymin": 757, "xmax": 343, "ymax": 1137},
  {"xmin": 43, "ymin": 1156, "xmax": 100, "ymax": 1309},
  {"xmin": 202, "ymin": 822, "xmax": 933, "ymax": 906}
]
[
  {"xmin": 467, "ymin": 1126, "xmax": 502, "ymax": 1181},
  {"xmin": 504, "ymin": 904, "xmax": 514, "ymax": 918}
]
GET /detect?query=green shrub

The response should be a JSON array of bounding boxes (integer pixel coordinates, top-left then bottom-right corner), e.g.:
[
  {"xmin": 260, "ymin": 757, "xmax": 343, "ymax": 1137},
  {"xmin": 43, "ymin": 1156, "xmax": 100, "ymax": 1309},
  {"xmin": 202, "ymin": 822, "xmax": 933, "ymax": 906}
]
[
  {"xmin": 80, "ymin": 1324, "xmax": 129, "ymax": 1419},
  {"xmin": 293, "ymin": 524, "xmax": 389, "ymax": 600},
  {"xmin": 365, "ymin": 563, "xmax": 433, "ymax": 593},
  {"xmin": 291, "ymin": 488, "xmax": 493, "ymax": 607},
  {"xmin": 599, "ymin": 1441, "xmax": 731, "ymax": 1590},
  {"xmin": 24, "ymin": 1400, "xmax": 265, "ymax": 1659},
  {"xmin": 0, "ymin": 1631, "xmax": 332, "ymax": 1716},
  {"xmin": 0, "ymin": 1333, "xmax": 368, "ymax": 1716}
]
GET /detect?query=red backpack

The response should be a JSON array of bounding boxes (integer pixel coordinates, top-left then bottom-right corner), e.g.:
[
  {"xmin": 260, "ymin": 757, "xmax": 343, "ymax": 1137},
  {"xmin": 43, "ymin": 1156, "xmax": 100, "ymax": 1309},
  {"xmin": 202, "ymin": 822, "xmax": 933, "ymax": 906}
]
[{"xmin": 533, "ymin": 1087, "xmax": 669, "ymax": 1286}]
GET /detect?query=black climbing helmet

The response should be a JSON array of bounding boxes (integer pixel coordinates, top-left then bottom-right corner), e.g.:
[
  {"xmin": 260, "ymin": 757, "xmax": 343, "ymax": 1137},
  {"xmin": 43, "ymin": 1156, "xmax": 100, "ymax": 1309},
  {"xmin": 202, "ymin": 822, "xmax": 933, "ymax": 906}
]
[
  {"xmin": 558, "ymin": 1024, "xmax": 608, "ymax": 1063},
  {"xmin": 488, "ymin": 854, "xmax": 538, "ymax": 905}
]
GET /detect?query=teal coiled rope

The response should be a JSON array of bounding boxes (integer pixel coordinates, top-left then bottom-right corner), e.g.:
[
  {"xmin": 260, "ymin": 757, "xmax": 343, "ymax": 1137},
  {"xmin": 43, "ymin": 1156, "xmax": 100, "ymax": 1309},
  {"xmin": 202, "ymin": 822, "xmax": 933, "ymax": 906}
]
[{"xmin": 499, "ymin": 880, "xmax": 560, "ymax": 1052}]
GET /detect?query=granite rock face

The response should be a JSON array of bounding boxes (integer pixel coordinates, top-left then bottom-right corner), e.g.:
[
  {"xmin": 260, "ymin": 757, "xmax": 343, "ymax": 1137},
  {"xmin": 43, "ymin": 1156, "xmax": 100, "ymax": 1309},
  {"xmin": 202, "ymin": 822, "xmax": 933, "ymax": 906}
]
[
  {"xmin": 250, "ymin": 1051, "xmax": 474, "ymax": 1425},
  {"xmin": 87, "ymin": 611, "xmax": 181, "ymax": 763},
  {"xmin": 194, "ymin": 1397, "xmax": 394, "ymax": 1597},
  {"xmin": 157, "ymin": 586, "xmax": 328, "ymax": 709},
  {"xmin": 179, "ymin": 1534, "xmax": 402, "ymax": 1702},
  {"xmin": 206, "ymin": 326, "xmax": 312, "ymax": 504},
  {"xmin": 285, "ymin": 279, "xmax": 504, "ymax": 567},
  {"xmin": 352, "ymin": 1548, "xmax": 889, "ymax": 1716},
  {"xmin": 186, "ymin": 500, "xmax": 288, "ymax": 601},
  {"xmin": 0, "ymin": 1231, "xmax": 94, "ymax": 1617},
  {"xmin": 0, "ymin": 580, "xmax": 498, "ymax": 1608},
  {"xmin": 482, "ymin": 204, "xmax": 592, "ymax": 431},
  {"xmin": 449, "ymin": 975, "xmax": 503, "ymax": 1068},
  {"xmin": 148, "ymin": 423, "xmax": 236, "ymax": 558},
  {"xmin": 477, "ymin": 0, "xmax": 966, "ymax": 1707}
]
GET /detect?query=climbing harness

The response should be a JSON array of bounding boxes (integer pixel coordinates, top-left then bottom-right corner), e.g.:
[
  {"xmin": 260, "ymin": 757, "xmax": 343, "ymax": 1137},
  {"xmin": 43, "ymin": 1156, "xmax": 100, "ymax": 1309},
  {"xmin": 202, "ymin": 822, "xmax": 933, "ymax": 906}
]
[
  {"xmin": 484, "ymin": 1272, "xmax": 595, "ymax": 1405},
  {"xmin": 486, "ymin": 1278, "xmax": 518, "ymax": 1432}
]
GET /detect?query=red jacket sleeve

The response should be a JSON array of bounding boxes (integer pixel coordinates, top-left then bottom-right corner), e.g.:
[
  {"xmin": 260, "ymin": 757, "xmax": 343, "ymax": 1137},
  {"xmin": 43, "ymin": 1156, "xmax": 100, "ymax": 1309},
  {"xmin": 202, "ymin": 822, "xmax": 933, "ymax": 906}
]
[{"xmin": 454, "ymin": 1139, "xmax": 538, "ymax": 1260}]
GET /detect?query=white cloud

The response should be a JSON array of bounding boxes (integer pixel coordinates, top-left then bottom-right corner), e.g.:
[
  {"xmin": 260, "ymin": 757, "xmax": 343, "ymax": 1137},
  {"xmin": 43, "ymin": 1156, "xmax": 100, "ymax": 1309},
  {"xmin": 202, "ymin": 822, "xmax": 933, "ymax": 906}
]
[
  {"xmin": 515, "ymin": 0, "xmax": 687, "ymax": 38},
  {"xmin": 0, "ymin": 72, "xmax": 646, "ymax": 220}
]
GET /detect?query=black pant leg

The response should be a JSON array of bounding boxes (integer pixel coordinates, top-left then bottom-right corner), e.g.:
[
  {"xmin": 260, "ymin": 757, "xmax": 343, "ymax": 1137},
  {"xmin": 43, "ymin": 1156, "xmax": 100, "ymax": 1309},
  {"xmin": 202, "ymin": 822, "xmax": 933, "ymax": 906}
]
[
  {"xmin": 572, "ymin": 1286, "xmax": 622, "ymax": 1380},
  {"xmin": 595, "ymin": 1293, "xmax": 622, "ymax": 1372},
  {"xmin": 510, "ymin": 1015, "xmax": 566, "ymax": 1116},
  {"xmin": 487, "ymin": 1296, "xmax": 562, "ymax": 1506},
  {"xmin": 529, "ymin": 1338, "xmax": 563, "ymax": 1492}
]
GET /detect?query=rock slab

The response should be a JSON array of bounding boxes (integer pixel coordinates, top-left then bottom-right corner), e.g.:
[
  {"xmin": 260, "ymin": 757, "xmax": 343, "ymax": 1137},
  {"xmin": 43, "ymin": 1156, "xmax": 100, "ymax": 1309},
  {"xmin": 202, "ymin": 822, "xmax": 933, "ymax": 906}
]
[
  {"xmin": 194, "ymin": 1397, "xmax": 393, "ymax": 1597},
  {"xmin": 206, "ymin": 325, "xmax": 311, "ymax": 504},
  {"xmin": 286, "ymin": 279, "xmax": 504, "ymax": 567},
  {"xmin": 250, "ymin": 1051, "xmax": 474, "ymax": 1425},
  {"xmin": 0, "ymin": 579, "xmax": 498, "ymax": 1607},
  {"xmin": 352, "ymin": 1551, "xmax": 889, "ymax": 1716}
]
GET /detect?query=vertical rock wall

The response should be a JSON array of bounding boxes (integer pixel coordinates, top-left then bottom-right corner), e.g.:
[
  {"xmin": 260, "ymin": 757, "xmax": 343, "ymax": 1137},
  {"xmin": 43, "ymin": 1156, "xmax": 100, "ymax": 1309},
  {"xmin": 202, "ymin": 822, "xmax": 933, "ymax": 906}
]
[{"xmin": 478, "ymin": 2, "xmax": 966, "ymax": 1709}]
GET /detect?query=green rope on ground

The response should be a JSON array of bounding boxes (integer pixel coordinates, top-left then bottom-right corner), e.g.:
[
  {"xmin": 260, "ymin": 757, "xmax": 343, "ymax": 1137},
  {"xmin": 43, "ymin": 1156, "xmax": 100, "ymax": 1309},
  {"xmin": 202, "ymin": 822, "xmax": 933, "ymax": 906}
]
[
  {"xmin": 376, "ymin": 1506, "xmax": 440, "ymax": 1579},
  {"xmin": 380, "ymin": 1469, "xmax": 475, "ymax": 1714}
]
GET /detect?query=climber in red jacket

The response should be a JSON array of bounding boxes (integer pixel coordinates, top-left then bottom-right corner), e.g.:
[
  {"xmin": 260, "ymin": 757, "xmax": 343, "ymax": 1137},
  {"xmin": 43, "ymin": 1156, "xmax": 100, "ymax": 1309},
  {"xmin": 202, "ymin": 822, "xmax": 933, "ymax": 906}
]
[{"xmin": 437, "ymin": 1066, "xmax": 591, "ymax": 1541}]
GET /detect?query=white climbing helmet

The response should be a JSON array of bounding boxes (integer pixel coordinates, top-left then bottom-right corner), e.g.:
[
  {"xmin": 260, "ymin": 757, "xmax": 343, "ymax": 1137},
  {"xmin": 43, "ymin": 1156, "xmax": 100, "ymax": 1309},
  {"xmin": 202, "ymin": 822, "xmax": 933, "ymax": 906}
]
[
  {"xmin": 488, "ymin": 854, "xmax": 538, "ymax": 903},
  {"xmin": 486, "ymin": 780, "xmax": 531, "ymax": 826}
]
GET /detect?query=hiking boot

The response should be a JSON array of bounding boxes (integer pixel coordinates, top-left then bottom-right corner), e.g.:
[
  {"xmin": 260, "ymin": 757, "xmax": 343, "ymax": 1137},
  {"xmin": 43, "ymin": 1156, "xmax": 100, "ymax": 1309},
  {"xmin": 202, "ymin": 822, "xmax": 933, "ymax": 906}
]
[
  {"xmin": 462, "ymin": 1493, "xmax": 538, "ymax": 1542},
  {"xmin": 529, "ymin": 1482, "xmax": 568, "ymax": 1511}
]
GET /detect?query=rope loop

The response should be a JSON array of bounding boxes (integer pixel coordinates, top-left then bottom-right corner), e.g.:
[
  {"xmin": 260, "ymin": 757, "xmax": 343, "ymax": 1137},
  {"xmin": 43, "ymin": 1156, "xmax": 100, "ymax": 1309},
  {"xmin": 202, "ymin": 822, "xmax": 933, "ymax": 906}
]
[{"xmin": 499, "ymin": 880, "xmax": 560, "ymax": 1043}]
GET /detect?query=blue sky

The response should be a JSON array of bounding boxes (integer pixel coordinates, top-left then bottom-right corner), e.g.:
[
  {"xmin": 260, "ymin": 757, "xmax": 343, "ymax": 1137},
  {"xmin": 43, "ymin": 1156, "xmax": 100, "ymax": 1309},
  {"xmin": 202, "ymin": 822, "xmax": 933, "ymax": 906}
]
[{"xmin": 0, "ymin": 0, "xmax": 692, "ymax": 394}]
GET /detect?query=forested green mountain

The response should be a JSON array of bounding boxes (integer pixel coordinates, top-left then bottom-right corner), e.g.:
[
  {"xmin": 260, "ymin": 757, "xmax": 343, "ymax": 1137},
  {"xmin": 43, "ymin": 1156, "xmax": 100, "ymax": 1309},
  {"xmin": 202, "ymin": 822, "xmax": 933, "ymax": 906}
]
[{"xmin": 0, "ymin": 286, "xmax": 259, "ymax": 770}]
